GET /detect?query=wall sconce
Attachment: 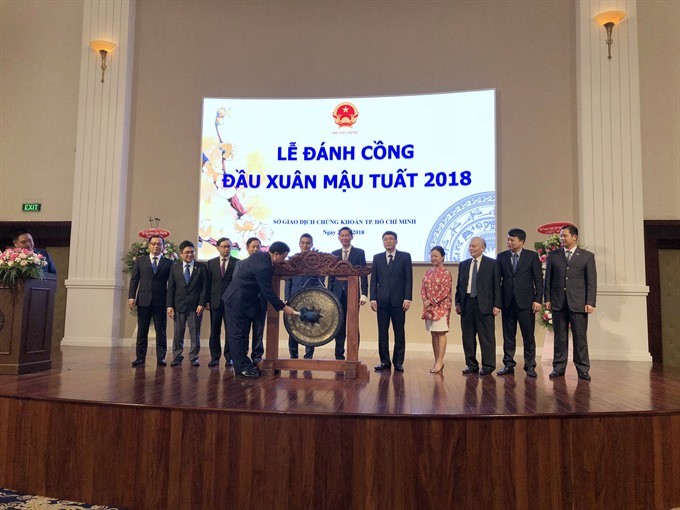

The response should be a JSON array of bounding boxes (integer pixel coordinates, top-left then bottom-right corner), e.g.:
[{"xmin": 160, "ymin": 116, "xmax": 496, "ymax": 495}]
[
  {"xmin": 89, "ymin": 40, "xmax": 117, "ymax": 83},
  {"xmin": 593, "ymin": 10, "xmax": 626, "ymax": 60}
]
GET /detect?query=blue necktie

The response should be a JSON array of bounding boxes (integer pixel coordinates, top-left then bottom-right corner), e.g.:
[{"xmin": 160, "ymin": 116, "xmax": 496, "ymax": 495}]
[
  {"xmin": 470, "ymin": 259, "xmax": 478, "ymax": 298},
  {"xmin": 388, "ymin": 254, "xmax": 393, "ymax": 267},
  {"xmin": 152, "ymin": 257, "xmax": 158, "ymax": 274},
  {"xmin": 184, "ymin": 264, "xmax": 191, "ymax": 284},
  {"xmin": 512, "ymin": 253, "xmax": 518, "ymax": 273}
]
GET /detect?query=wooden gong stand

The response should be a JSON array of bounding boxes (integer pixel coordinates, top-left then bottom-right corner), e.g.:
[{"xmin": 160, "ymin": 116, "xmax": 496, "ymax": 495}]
[{"xmin": 260, "ymin": 251, "xmax": 370, "ymax": 379}]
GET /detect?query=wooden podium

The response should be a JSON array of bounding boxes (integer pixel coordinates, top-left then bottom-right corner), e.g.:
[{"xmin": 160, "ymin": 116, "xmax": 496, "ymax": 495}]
[
  {"xmin": 0, "ymin": 275, "xmax": 56, "ymax": 375},
  {"xmin": 261, "ymin": 251, "xmax": 371, "ymax": 379}
]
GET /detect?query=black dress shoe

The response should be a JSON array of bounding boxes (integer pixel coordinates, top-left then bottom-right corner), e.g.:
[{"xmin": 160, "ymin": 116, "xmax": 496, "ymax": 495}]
[
  {"xmin": 462, "ymin": 366, "xmax": 479, "ymax": 375},
  {"xmin": 374, "ymin": 363, "xmax": 391, "ymax": 371},
  {"xmin": 208, "ymin": 359, "xmax": 219, "ymax": 367},
  {"xmin": 157, "ymin": 360, "xmax": 167, "ymax": 367},
  {"xmin": 526, "ymin": 368, "xmax": 537, "ymax": 378},
  {"xmin": 479, "ymin": 367, "xmax": 494, "ymax": 376},
  {"xmin": 131, "ymin": 359, "xmax": 145, "ymax": 368},
  {"xmin": 497, "ymin": 366, "xmax": 514, "ymax": 376},
  {"xmin": 303, "ymin": 354, "xmax": 313, "ymax": 360},
  {"xmin": 170, "ymin": 359, "xmax": 182, "ymax": 367},
  {"xmin": 290, "ymin": 354, "xmax": 299, "ymax": 359},
  {"xmin": 335, "ymin": 355, "xmax": 345, "ymax": 360},
  {"xmin": 549, "ymin": 370, "xmax": 564, "ymax": 379},
  {"xmin": 235, "ymin": 368, "xmax": 261, "ymax": 379},
  {"xmin": 225, "ymin": 359, "xmax": 234, "ymax": 367},
  {"xmin": 394, "ymin": 364, "xmax": 404, "ymax": 372},
  {"xmin": 191, "ymin": 359, "xmax": 200, "ymax": 367},
  {"xmin": 577, "ymin": 371, "xmax": 591, "ymax": 381}
]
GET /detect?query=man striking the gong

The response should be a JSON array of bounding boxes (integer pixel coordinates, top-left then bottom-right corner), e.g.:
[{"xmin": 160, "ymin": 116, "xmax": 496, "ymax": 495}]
[{"xmin": 223, "ymin": 241, "xmax": 296, "ymax": 379}]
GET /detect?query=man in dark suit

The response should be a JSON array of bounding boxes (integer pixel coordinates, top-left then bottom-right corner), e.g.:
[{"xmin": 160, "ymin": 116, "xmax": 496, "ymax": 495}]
[
  {"xmin": 544, "ymin": 225, "xmax": 597, "ymax": 381},
  {"xmin": 496, "ymin": 228, "xmax": 543, "ymax": 377},
  {"xmin": 206, "ymin": 237, "xmax": 239, "ymax": 367},
  {"xmin": 233, "ymin": 237, "xmax": 266, "ymax": 364},
  {"xmin": 328, "ymin": 226, "xmax": 368, "ymax": 360},
  {"xmin": 12, "ymin": 228, "xmax": 57, "ymax": 274},
  {"xmin": 223, "ymin": 241, "xmax": 295, "ymax": 379},
  {"xmin": 284, "ymin": 233, "xmax": 324, "ymax": 359},
  {"xmin": 370, "ymin": 231, "xmax": 413, "ymax": 372},
  {"xmin": 455, "ymin": 237, "xmax": 501, "ymax": 376},
  {"xmin": 128, "ymin": 235, "xmax": 173, "ymax": 367},
  {"xmin": 167, "ymin": 240, "xmax": 208, "ymax": 367}
]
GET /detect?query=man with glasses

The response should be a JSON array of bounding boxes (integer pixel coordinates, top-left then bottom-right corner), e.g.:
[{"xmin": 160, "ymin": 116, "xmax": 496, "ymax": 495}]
[{"xmin": 167, "ymin": 240, "xmax": 208, "ymax": 367}]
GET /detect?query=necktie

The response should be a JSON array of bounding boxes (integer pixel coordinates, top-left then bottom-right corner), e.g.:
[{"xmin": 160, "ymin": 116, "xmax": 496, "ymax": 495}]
[
  {"xmin": 512, "ymin": 253, "xmax": 518, "ymax": 273},
  {"xmin": 220, "ymin": 258, "xmax": 226, "ymax": 277},
  {"xmin": 343, "ymin": 249, "xmax": 348, "ymax": 261},
  {"xmin": 566, "ymin": 250, "xmax": 572, "ymax": 263},
  {"xmin": 470, "ymin": 259, "xmax": 478, "ymax": 298},
  {"xmin": 184, "ymin": 264, "xmax": 191, "ymax": 284},
  {"xmin": 152, "ymin": 257, "xmax": 158, "ymax": 274},
  {"xmin": 388, "ymin": 254, "xmax": 393, "ymax": 267}
]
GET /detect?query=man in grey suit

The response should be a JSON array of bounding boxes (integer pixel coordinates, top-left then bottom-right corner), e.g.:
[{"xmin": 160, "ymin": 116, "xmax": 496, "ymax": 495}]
[
  {"xmin": 497, "ymin": 228, "xmax": 543, "ymax": 377},
  {"xmin": 328, "ymin": 226, "xmax": 368, "ymax": 360},
  {"xmin": 455, "ymin": 237, "xmax": 501, "ymax": 376},
  {"xmin": 128, "ymin": 236, "xmax": 173, "ymax": 367},
  {"xmin": 544, "ymin": 225, "xmax": 597, "ymax": 381},
  {"xmin": 206, "ymin": 237, "xmax": 239, "ymax": 367},
  {"xmin": 167, "ymin": 240, "xmax": 208, "ymax": 367},
  {"xmin": 370, "ymin": 231, "xmax": 413, "ymax": 372}
]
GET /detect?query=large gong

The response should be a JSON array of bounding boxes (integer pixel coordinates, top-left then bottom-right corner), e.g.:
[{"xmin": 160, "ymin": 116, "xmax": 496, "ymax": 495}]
[{"xmin": 284, "ymin": 287, "xmax": 343, "ymax": 348}]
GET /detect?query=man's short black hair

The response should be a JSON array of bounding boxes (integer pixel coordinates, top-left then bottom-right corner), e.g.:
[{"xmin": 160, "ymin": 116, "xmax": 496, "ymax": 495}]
[
  {"xmin": 179, "ymin": 240, "xmax": 195, "ymax": 252},
  {"xmin": 216, "ymin": 237, "xmax": 231, "ymax": 247},
  {"xmin": 246, "ymin": 237, "xmax": 260, "ymax": 247},
  {"xmin": 338, "ymin": 226, "xmax": 353, "ymax": 236},
  {"xmin": 11, "ymin": 227, "xmax": 31, "ymax": 242},
  {"xmin": 561, "ymin": 225, "xmax": 579, "ymax": 238},
  {"xmin": 300, "ymin": 233, "xmax": 313, "ymax": 243},
  {"xmin": 382, "ymin": 230, "xmax": 398, "ymax": 240},
  {"xmin": 269, "ymin": 241, "xmax": 290, "ymax": 255},
  {"xmin": 507, "ymin": 228, "xmax": 527, "ymax": 242}
]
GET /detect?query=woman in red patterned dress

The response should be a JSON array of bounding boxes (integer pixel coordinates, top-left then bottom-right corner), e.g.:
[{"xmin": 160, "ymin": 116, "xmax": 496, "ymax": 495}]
[{"xmin": 421, "ymin": 246, "xmax": 452, "ymax": 373}]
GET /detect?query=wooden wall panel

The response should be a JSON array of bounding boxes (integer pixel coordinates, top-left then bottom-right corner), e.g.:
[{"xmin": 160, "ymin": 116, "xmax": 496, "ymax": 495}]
[{"xmin": 0, "ymin": 397, "xmax": 679, "ymax": 509}]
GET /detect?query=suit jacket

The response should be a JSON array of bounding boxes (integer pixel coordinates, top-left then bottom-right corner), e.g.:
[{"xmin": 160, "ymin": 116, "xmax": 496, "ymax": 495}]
[
  {"xmin": 222, "ymin": 251, "xmax": 286, "ymax": 319},
  {"xmin": 36, "ymin": 248, "xmax": 57, "ymax": 274},
  {"xmin": 455, "ymin": 255, "xmax": 501, "ymax": 314},
  {"xmin": 544, "ymin": 247, "xmax": 597, "ymax": 312},
  {"xmin": 497, "ymin": 249, "xmax": 543, "ymax": 309},
  {"xmin": 284, "ymin": 274, "xmax": 324, "ymax": 301},
  {"xmin": 369, "ymin": 250, "xmax": 413, "ymax": 307},
  {"xmin": 166, "ymin": 261, "xmax": 208, "ymax": 313},
  {"xmin": 328, "ymin": 246, "xmax": 369, "ymax": 299},
  {"xmin": 206, "ymin": 255, "xmax": 239, "ymax": 308},
  {"xmin": 128, "ymin": 255, "xmax": 172, "ymax": 307}
]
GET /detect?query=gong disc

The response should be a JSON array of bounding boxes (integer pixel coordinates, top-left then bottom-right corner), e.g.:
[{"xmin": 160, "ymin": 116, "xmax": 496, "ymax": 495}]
[{"xmin": 284, "ymin": 287, "xmax": 343, "ymax": 347}]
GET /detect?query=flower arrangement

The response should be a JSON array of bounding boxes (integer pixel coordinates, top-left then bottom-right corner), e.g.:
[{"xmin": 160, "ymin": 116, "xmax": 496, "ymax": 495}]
[
  {"xmin": 534, "ymin": 233, "xmax": 562, "ymax": 266},
  {"xmin": 537, "ymin": 304, "xmax": 553, "ymax": 331},
  {"xmin": 0, "ymin": 248, "xmax": 48, "ymax": 288},
  {"xmin": 122, "ymin": 238, "xmax": 179, "ymax": 274}
]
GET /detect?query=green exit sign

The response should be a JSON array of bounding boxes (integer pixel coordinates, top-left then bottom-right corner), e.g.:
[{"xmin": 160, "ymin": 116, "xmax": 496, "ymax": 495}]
[{"xmin": 22, "ymin": 203, "xmax": 41, "ymax": 212}]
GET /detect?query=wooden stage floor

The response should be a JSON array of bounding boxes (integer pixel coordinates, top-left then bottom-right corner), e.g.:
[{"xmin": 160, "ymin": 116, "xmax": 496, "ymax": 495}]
[
  {"xmin": 1, "ymin": 346, "xmax": 679, "ymax": 417},
  {"xmin": 2, "ymin": 346, "xmax": 680, "ymax": 509}
]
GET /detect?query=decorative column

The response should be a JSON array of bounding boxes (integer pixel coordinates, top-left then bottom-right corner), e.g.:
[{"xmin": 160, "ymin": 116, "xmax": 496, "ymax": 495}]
[
  {"xmin": 577, "ymin": 0, "xmax": 650, "ymax": 361},
  {"xmin": 63, "ymin": 0, "xmax": 135, "ymax": 346}
]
